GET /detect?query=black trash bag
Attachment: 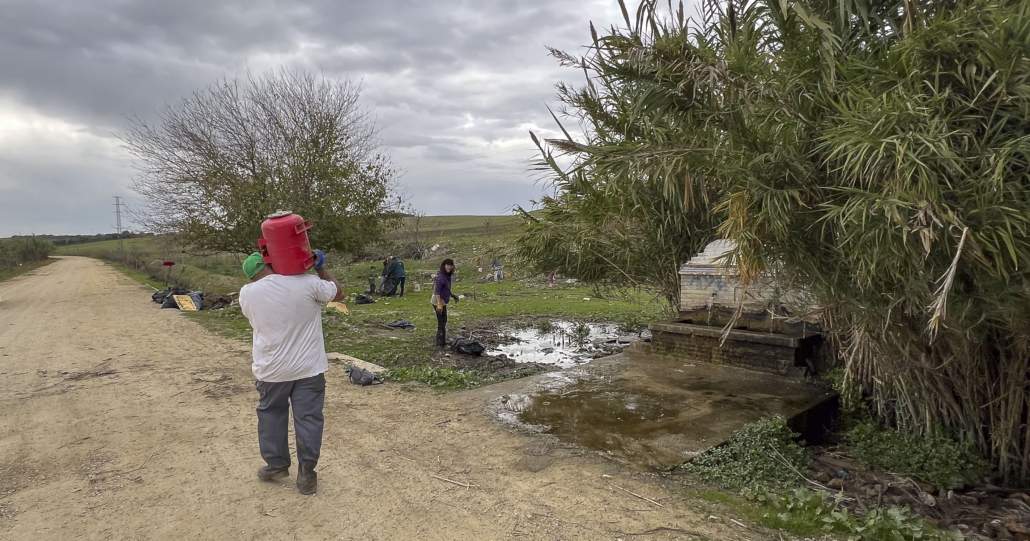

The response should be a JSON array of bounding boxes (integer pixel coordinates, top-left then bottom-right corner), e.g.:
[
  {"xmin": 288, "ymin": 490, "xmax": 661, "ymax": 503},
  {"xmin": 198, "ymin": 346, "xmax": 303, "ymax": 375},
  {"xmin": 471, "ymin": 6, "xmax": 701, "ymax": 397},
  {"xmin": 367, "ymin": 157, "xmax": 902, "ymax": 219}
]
[
  {"xmin": 451, "ymin": 338, "xmax": 485, "ymax": 356},
  {"xmin": 385, "ymin": 319, "xmax": 415, "ymax": 330},
  {"xmin": 354, "ymin": 294, "xmax": 376, "ymax": 305},
  {"xmin": 151, "ymin": 289, "xmax": 169, "ymax": 304},
  {"xmin": 153, "ymin": 287, "xmax": 188, "ymax": 303},
  {"xmin": 154, "ymin": 287, "xmax": 190, "ymax": 309},
  {"xmin": 347, "ymin": 366, "xmax": 382, "ymax": 386}
]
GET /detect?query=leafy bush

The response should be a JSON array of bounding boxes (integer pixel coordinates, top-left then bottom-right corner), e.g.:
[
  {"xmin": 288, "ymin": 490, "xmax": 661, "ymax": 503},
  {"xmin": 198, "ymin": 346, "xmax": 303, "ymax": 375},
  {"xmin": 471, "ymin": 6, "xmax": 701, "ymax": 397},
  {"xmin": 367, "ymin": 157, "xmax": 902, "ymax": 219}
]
[
  {"xmin": 616, "ymin": 312, "xmax": 652, "ymax": 334},
  {"xmin": 757, "ymin": 488, "xmax": 959, "ymax": 540},
  {"xmin": 683, "ymin": 417, "xmax": 808, "ymax": 492},
  {"xmin": 0, "ymin": 237, "xmax": 54, "ymax": 267},
  {"xmin": 846, "ymin": 422, "xmax": 987, "ymax": 489}
]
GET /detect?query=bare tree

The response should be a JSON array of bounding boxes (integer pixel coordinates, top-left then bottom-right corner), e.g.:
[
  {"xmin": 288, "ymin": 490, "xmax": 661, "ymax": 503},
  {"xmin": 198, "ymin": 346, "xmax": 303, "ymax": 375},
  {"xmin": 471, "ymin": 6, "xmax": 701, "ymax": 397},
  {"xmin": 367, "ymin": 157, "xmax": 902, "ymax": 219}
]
[
  {"xmin": 409, "ymin": 210, "xmax": 427, "ymax": 259},
  {"xmin": 124, "ymin": 69, "xmax": 398, "ymax": 253}
]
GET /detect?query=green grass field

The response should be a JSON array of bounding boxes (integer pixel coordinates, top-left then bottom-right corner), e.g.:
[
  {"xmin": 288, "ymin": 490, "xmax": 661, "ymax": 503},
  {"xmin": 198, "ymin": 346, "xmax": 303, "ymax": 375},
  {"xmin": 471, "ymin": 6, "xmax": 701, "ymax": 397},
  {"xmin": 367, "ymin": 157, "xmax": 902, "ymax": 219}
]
[{"xmin": 58, "ymin": 215, "xmax": 669, "ymax": 387}]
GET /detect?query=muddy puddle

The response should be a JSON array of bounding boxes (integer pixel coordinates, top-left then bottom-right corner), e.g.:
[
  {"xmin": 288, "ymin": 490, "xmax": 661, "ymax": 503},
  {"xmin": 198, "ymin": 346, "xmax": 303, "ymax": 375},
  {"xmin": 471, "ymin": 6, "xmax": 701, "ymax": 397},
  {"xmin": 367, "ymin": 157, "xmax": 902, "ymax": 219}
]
[
  {"xmin": 491, "ymin": 352, "xmax": 835, "ymax": 468},
  {"xmin": 488, "ymin": 321, "xmax": 645, "ymax": 368},
  {"xmin": 517, "ymin": 382, "xmax": 682, "ymax": 465}
]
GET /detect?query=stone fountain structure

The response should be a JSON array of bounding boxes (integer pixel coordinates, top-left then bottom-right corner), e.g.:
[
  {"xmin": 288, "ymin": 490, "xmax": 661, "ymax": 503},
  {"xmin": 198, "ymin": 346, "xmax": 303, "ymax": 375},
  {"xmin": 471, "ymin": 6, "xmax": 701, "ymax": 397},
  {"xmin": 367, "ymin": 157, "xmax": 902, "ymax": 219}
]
[{"xmin": 648, "ymin": 239, "xmax": 826, "ymax": 376}]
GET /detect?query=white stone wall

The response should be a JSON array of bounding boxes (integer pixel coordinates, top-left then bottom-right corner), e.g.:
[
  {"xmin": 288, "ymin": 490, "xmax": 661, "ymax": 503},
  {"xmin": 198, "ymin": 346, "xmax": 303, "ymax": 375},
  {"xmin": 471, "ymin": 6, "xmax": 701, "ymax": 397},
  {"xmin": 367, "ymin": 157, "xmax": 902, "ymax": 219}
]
[
  {"xmin": 679, "ymin": 272, "xmax": 777, "ymax": 312},
  {"xmin": 679, "ymin": 239, "xmax": 778, "ymax": 314}
]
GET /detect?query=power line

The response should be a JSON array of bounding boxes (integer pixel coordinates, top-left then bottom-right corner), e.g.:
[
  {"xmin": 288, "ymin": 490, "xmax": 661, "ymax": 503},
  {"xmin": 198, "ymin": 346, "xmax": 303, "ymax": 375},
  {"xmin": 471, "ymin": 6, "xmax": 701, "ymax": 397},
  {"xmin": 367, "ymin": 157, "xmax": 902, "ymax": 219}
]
[{"xmin": 114, "ymin": 196, "xmax": 125, "ymax": 262}]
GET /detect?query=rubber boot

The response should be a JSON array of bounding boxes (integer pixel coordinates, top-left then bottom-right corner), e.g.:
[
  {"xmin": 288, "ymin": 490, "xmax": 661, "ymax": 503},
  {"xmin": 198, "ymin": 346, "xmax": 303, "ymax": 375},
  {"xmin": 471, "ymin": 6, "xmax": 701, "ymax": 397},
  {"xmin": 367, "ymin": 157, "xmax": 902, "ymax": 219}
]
[
  {"xmin": 296, "ymin": 463, "xmax": 317, "ymax": 495},
  {"xmin": 257, "ymin": 465, "xmax": 289, "ymax": 482}
]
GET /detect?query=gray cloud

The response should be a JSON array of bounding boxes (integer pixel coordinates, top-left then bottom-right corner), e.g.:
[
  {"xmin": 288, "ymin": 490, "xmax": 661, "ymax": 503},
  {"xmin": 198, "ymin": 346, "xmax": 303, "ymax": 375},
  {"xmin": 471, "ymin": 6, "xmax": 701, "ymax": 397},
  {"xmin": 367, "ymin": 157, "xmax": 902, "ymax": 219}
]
[{"xmin": 0, "ymin": 0, "xmax": 623, "ymax": 236}]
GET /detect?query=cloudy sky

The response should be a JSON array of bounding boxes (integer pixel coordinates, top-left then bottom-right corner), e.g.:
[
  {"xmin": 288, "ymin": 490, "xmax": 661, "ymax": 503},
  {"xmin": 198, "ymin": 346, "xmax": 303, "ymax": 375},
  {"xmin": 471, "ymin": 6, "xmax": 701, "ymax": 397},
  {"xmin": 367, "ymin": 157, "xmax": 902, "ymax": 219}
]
[{"xmin": 0, "ymin": 0, "xmax": 625, "ymax": 236}]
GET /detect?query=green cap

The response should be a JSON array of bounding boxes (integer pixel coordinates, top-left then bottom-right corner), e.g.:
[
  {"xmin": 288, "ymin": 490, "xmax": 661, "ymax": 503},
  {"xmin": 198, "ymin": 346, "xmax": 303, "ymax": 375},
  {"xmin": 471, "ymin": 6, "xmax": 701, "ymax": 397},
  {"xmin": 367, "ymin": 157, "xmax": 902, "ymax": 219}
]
[{"xmin": 242, "ymin": 252, "xmax": 266, "ymax": 279}]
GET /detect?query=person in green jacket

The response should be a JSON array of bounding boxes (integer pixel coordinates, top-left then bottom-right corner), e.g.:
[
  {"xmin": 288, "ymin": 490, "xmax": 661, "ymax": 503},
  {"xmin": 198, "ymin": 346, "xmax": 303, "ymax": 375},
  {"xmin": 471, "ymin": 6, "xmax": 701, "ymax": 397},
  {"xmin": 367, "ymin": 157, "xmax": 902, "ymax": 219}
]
[
  {"xmin": 382, "ymin": 256, "xmax": 407, "ymax": 296},
  {"xmin": 390, "ymin": 257, "xmax": 407, "ymax": 296}
]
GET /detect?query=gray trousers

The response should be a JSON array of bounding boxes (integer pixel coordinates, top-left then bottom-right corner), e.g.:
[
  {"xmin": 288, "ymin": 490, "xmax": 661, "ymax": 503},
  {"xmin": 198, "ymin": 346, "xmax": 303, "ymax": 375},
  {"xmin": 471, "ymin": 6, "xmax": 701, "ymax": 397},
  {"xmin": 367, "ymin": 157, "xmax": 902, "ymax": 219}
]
[{"xmin": 255, "ymin": 373, "xmax": 325, "ymax": 469}]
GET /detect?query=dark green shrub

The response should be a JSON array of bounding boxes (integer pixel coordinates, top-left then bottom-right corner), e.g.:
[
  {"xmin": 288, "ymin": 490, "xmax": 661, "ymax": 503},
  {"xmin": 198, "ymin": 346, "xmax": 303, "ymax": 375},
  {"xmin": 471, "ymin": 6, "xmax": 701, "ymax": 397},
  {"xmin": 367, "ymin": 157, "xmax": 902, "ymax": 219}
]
[
  {"xmin": 0, "ymin": 237, "xmax": 54, "ymax": 267},
  {"xmin": 846, "ymin": 422, "xmax": 987, "ymax": 489},
  {"xmin": 683, "ymin": 416, "xmax": 808, "ymax": 492}
]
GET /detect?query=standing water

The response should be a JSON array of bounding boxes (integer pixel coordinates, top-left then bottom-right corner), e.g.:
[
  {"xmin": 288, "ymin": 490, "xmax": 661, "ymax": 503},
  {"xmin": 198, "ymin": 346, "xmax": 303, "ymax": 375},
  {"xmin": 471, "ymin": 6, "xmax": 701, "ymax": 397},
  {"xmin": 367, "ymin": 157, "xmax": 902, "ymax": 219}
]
[{"xmin": 488, "ymin": 320, "xmax": 641, "ymax": 368}]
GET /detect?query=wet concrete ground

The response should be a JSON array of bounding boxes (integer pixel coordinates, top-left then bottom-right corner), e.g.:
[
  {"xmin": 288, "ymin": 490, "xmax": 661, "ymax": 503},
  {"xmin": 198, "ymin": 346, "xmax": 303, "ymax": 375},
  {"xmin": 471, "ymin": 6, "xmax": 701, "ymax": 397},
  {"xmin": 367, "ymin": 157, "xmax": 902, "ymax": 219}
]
[{"xmin": 487, "ymin": 349, "xmax": 835, "ymax": 469}]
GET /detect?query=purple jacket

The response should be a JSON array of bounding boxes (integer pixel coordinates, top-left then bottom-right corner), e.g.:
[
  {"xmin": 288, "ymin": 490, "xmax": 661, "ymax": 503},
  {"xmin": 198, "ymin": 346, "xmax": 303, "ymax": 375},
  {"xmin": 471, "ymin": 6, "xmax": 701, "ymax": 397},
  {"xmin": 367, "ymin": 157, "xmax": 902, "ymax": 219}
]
[{"xmin": 433, "ymin": 272, "xmax": 453, "ymax": 304}]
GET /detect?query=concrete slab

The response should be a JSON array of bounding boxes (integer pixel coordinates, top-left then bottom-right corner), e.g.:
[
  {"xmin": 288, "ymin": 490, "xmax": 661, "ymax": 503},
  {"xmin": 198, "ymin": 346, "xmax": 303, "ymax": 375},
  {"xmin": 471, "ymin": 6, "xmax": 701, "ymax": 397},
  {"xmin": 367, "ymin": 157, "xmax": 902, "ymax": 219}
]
[
  {"xmin": 327, "ymin": 352, "xmax": 388, "ymax": 376},
  {"xmin": 481, "ymin": 351, "xmax": 835, "ymax": 469},
  {"xmin": 648, "ymin": 321, "xmax": 825, "ymax": 375},
  {"xmin": 650, "ymin": 321, "xmax": 806, "ymax": 347}
]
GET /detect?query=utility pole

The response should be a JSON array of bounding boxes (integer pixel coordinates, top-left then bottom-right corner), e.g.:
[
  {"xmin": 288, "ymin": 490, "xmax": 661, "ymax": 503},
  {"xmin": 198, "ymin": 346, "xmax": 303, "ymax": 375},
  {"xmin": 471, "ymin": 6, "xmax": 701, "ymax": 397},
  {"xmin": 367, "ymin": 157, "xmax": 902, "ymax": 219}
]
[{"xmin": 114, "ymin": 196, "xmax": 125, "ymax": 263}]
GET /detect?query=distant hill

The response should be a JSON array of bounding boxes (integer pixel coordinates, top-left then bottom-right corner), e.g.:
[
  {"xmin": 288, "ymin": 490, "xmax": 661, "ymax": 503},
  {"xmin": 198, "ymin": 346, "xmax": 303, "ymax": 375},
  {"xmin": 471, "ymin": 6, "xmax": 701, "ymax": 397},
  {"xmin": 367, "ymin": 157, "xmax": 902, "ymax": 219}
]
[
  {"xmin": 388, "ymin": 214, "xmax": 525, "ymax": 240},
  {"xmin": 2, "ymin": 232, "xmax": 151, "ymax": 246}
]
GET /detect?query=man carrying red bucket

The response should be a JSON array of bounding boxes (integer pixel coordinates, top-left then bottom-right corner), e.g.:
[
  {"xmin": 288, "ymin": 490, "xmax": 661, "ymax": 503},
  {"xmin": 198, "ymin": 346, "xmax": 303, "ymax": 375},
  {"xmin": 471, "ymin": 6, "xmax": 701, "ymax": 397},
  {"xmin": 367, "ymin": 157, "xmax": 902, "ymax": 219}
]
[{"xmin": 238, "ymin": 212, "xmax": 343, "ymax": 495}]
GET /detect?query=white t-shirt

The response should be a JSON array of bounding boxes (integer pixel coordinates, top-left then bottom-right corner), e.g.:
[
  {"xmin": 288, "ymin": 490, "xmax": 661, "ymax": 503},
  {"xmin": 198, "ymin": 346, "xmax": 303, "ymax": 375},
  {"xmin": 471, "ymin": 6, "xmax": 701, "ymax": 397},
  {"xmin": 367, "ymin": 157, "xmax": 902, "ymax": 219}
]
[{"xmin": 239, "ymin": 273, "xmax": 338, "ymax": 382}]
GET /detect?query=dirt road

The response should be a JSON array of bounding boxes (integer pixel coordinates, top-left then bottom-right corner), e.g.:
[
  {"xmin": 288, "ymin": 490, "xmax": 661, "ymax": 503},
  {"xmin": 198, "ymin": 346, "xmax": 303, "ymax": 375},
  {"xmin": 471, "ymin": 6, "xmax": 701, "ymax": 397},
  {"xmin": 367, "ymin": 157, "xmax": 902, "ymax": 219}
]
[{"xmin": 0, "ymin": 257, "xmax": 747, "ymax": 540}]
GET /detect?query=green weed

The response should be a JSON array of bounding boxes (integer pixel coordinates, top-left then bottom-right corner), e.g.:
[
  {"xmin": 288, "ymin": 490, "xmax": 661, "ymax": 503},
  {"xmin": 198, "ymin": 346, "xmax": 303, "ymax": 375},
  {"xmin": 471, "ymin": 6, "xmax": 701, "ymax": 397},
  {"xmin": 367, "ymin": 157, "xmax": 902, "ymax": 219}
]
[
  {"xmin": 845, "ymin": 422, "xmax": 987, "ymax": 490},
  {"xmin": 386, "ymin": 365, "xmax": 478, "ymax": 389},
  {"xmin": 755, "ymin": 488, "xmax": 960, "ymax": 540},
  {"xmin": 534, "ymin": 319, "xmax": 555, "ymax": 334},
  {"xmin": 616, "ymin": 311, "xmax": 650, "ymax": 333},
  {"xmin": 682, "ymin": 416, "xmax": 808, "ymax": 493},
  {"xmin": 571, "ymin": 322, "xmax": 591, "ymax": 344},
  {"xmin": 683, "ymin": 418, "xmax": 964, "ymax": 539}
]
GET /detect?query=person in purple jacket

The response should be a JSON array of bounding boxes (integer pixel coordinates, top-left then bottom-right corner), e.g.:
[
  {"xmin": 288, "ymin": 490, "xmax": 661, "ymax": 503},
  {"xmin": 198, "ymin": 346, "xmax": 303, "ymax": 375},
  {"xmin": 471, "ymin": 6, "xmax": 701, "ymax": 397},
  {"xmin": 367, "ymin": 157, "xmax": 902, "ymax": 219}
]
[{"xmin": 432, "ymin": 258, "xmax": 460, "ymax": 347}]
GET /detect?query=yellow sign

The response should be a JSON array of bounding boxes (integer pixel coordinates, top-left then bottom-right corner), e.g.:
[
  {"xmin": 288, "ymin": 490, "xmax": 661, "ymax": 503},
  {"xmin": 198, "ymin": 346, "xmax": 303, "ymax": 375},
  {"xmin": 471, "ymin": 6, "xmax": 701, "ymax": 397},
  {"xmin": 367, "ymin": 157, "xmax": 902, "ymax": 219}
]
[
  {"xmin": 173, "ymin": 295, "xmax": 199, "ymax": 311},
  {"xmin": 327, "ymin": 301, "xmax": 350, "ymax": 315}
]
